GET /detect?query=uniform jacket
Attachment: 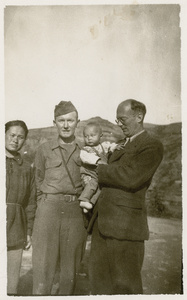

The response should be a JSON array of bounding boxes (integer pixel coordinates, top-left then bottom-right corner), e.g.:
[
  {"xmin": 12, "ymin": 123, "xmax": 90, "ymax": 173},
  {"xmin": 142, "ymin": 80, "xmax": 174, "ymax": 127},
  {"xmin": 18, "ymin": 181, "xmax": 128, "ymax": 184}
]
[
  {"xmin": 6, "ymin": 155, "xmax": 37, "ymax": 247},
  {"xmin": 95, "ymin": 130, "xmax": 163, "ymax": 241},
  {"xmin": 34, "ymin": 139, "xmax": 83, "ymax": 199}
]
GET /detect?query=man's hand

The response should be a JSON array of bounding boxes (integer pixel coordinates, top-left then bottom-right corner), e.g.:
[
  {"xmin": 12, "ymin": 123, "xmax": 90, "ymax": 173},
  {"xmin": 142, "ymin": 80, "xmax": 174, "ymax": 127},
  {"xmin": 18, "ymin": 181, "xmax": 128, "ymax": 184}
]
[
  {"xmin": 24, "ymin": 235, "xmax": 32, "ymax": 250},
  {"xmin": 97, "ymin": 159, "xmax": 108, "ymax": 165},
  {"xmin": 115, "ymin": 144, "xmax": 126, "ymax": 150},
  {"xmin": 97, "ymin": 153, "xmax": 108, "ymax": 164},
  {"xmin": 80, "ymin": 151, "xmax": 100, "ymax": 165}
]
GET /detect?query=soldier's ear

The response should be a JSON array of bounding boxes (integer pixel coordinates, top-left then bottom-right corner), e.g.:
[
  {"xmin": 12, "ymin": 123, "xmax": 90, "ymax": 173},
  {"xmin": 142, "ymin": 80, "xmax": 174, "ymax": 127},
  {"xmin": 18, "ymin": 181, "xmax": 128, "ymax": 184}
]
[
  {"xmin": 53, "ymin": 120, "xmax": 56, "ymax": 127},
  {"xmin": 75, "ymin": 119, "xmax": 80, "ymax": 128}
]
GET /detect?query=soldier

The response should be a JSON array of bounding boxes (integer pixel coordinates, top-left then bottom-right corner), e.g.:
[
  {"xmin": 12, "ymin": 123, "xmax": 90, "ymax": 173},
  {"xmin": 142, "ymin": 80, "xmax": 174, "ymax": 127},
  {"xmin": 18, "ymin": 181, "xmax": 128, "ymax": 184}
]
[{"xmin": 32, "ymin": 101, "xmax": 87, "ymax": 295}]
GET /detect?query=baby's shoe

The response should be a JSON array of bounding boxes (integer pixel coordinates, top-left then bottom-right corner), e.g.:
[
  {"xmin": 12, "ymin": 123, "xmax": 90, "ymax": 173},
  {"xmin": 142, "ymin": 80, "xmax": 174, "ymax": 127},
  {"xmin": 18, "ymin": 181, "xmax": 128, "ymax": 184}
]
[{"xmin": 79, "ymin": 201, "xmax": 93, "ymax": 213}]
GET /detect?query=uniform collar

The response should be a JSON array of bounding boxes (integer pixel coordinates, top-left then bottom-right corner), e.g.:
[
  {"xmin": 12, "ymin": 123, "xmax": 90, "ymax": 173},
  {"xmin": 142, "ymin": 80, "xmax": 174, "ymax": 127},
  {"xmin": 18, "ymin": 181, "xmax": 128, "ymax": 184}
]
[
  {"xmin": 6, "ymin": 153, "xmax": 23, "ymax": 165},
  {"xmin": 51, "ymin": 138, "xmax": 82, "ymax": 150}
]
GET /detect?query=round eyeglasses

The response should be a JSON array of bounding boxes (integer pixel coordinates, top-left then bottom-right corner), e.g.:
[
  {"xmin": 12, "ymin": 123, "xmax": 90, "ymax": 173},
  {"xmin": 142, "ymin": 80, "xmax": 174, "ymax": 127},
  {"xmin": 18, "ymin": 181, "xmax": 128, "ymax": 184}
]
[{"xmin": 115, "ymin": 118, "xmax": 126, "ymax": 125}]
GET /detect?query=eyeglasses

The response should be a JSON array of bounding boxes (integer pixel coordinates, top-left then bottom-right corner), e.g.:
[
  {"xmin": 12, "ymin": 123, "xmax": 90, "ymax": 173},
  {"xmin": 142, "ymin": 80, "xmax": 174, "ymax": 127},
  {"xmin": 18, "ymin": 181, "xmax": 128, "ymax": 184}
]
[{"xmin": 115, "ymin": 118, "xmax": 127, "ymax": 125}]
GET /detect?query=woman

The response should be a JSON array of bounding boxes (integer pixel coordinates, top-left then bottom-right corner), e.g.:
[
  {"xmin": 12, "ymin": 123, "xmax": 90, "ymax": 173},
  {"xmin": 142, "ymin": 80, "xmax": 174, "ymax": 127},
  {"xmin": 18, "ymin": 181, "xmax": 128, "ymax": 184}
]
[{"xmin": 5, "ymin": 120, "xmax": 36, "ymax": 295}]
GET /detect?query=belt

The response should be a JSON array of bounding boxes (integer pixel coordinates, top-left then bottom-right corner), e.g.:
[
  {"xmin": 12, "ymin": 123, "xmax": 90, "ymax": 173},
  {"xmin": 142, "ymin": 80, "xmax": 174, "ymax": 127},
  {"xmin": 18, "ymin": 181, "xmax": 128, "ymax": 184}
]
[{"xmin": 43, "ymin": 193, "xmax": 78, "ymax": 202}]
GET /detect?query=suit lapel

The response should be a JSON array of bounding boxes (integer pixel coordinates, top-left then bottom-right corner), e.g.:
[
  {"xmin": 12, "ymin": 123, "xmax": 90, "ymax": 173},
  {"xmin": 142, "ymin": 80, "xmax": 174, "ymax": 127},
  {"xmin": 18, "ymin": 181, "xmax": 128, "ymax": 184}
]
[
  {"xmin": 109, "ymin": 131, "xmax": 148, "ymax": 163},
  {"xmin": 109, "ymin": 141, "xmax": 131, "ymax": 163}
]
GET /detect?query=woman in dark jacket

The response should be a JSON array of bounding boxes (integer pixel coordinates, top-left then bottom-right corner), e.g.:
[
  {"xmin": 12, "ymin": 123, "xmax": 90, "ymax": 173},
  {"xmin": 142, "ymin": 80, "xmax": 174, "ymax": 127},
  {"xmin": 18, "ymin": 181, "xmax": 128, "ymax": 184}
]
[{"xmin": 5, "ymin": 120, "xmax": 36, "ymax": 295}]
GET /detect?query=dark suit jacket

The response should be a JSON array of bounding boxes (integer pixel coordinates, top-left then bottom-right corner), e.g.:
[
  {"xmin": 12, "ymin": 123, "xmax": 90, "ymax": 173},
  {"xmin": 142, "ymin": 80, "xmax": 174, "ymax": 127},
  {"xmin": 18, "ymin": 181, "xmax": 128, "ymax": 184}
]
[{"xmin": 89, "ymin": 131, "xmax": 163, "ymax": 241}]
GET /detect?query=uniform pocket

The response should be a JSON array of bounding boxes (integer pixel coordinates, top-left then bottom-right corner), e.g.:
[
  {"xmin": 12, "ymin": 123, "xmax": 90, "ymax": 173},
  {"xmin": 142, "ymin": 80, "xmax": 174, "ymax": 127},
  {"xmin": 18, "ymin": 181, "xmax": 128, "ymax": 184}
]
[
  {"xmin": 116, "ymin": 198, "xmax": 142, "ymax": 209},
  {"xmin": 46, "ymin": 159, "xmax": 62, "ymax": 169},
  {"xmin": 45, "ymin": 159, "xmax": 63, "ymax": 182}
]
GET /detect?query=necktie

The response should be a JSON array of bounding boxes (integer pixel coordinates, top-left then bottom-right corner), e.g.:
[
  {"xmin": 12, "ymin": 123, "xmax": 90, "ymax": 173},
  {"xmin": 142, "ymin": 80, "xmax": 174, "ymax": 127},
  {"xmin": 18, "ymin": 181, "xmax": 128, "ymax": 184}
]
[
  {"xmin": 121, "ymin": 138, "xmax": 130, "ymax": 147},
  {"xmin": 116, "ymin": 138, "xmax": 130, "ymax": 151},
  {"xmin": 124, "ymin": 137, "xmax": 130, "ymax": 146}
]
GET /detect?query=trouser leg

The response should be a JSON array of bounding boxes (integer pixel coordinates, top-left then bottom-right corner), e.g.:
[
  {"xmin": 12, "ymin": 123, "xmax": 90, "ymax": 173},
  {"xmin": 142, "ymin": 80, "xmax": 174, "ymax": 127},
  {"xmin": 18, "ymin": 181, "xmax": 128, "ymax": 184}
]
[
  {"xmin": 58, "ymin": 201, "xmax": 87, "ymax": 295},
  {"xmin": 89, "ymin": 219, "xmax": 144, "ymax": 295},
  {"xmin": 89, "ymin": 220, "xmax": 113, "ymax": 295},
  {"xmin": 7, "ymin": 247, "xmax": 23, "ymax": 295},
  {"xmin": 107, "ymin": 238, "xmax": 144, "ymax": 294},
  {"xmin": 90, "ymin": 187, "xmax": 101, "ymax": 205},
  {"xmin": 79, "ymin": 179, "xmax": 98, "ymax": 202},
  {"xmin": 32, "ymin": 199, "xmax": 60, "ymax": 295}
]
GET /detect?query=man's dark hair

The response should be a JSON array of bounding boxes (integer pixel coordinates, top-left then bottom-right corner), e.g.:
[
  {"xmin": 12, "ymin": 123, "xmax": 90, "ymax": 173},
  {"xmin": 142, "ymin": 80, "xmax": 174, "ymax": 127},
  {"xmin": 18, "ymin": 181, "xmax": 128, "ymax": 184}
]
[
  {"xmin": 84, "ymin": 122, "xmax": 102, "ymax": 135},
  {"xmin": 129, "ymin": 99, "xmax": 146, "ymax": 118},
  {"xmin": 5, "ymin": 120, "xmax": 29, "ymax": 137}
]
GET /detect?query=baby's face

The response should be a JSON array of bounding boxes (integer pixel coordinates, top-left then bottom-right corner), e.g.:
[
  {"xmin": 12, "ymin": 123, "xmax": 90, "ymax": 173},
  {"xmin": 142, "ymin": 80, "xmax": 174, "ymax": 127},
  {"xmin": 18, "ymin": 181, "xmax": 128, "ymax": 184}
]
[{"xmin": 83, "ymin": 126, "xmax": 102, "ymax": 147}]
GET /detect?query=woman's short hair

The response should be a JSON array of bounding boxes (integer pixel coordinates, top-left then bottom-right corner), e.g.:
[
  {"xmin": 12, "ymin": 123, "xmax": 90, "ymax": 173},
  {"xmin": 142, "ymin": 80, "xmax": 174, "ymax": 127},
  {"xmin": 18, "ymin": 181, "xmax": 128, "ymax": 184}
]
[{"xmin": 5, "ymin": 120, "xmax": 29, "ymax": 137}]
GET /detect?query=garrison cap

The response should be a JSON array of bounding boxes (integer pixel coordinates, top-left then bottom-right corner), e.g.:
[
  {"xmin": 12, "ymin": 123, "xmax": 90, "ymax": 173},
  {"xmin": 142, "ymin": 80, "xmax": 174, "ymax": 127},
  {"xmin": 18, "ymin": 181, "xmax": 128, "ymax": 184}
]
[{"xmin": 54, "ymin": 101, "xmax": 78, "ymax": 118}]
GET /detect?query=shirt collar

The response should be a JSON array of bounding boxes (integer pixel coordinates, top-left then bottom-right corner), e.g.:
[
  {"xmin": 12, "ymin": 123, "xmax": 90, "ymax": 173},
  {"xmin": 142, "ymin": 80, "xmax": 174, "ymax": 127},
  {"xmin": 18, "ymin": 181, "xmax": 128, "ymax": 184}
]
[
  {"xmin": 6, "ymin": 153, "xmax": 23, "ymax": 165},
  {"xmin": 51, "ymin": 138, "xmax": 82, "ymax": 150},
  {"xmin": 129, "ymin": 129, "xmax": 145, "ymax": 142}
]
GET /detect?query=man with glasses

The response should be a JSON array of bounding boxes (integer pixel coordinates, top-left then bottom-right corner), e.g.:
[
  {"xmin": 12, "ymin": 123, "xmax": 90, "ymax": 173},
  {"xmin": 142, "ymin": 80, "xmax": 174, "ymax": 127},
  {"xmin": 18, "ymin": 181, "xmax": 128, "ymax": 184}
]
[
  {"xmin": 89, "ymin": 99, "xmax": 163, "ymax": 294},
  {"xmin": 32, "ymin": 101, "xmax": 87, "ymax": 295}
]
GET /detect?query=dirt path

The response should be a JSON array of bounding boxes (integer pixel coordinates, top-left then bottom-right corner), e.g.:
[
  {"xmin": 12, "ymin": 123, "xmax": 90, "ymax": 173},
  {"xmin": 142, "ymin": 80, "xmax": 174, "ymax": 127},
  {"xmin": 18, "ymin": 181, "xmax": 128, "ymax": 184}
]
[
  {"xmin": 17, "ymin": 216, "xmax": 182, "ymax": 295},
  {"xmin": 142, "ymin": 217, "xmax": 182, "ymax": 294}
]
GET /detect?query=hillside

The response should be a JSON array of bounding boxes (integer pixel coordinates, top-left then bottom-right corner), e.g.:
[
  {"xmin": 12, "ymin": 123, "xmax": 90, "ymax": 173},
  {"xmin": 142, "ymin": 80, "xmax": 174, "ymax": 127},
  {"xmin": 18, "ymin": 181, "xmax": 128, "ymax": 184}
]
[{"xmin": 22, "ymin": 117, "xmax": 182, "ymax": 219}]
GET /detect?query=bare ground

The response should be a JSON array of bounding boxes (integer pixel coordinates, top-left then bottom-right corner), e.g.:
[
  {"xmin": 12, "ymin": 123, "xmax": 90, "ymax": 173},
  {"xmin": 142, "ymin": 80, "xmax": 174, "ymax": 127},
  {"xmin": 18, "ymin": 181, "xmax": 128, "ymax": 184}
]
[{"xmin": 17, "ymin": 216, "xmax": 182, "ymax": 295}]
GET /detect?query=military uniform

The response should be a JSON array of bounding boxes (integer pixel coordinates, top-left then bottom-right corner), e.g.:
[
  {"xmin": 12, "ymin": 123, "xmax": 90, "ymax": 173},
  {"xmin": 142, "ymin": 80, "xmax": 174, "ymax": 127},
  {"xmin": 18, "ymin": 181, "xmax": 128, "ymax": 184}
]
[{"xmin": 32, "ymin": 139, "xmax": 87, "ymax": 295}]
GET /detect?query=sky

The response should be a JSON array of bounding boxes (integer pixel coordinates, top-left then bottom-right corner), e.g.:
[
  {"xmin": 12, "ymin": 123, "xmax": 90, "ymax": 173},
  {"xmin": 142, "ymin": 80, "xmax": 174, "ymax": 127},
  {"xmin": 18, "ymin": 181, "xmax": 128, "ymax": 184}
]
[
  {"xmin": 4, "ymin": 4, "xmax": 181, "ymax": 129},
  {"xmin": 0, "ymin": 2, "xmax": 186, "ymax": 297}
]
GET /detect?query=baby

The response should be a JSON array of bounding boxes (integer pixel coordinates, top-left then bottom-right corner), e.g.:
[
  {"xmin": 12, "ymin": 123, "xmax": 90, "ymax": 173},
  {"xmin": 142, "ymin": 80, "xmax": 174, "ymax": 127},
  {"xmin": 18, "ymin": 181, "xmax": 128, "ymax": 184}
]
[{"xmin": 79, "ymin": 122, "xmax": 118, "ymax": 213}]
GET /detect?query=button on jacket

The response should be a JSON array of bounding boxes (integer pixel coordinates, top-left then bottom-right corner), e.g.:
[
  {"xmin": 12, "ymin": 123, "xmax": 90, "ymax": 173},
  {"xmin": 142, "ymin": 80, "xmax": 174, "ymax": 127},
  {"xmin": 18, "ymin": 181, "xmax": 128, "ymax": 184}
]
[{"xmin": 6, "ymin": 155, "xmax": 37, "ymax": 248}]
